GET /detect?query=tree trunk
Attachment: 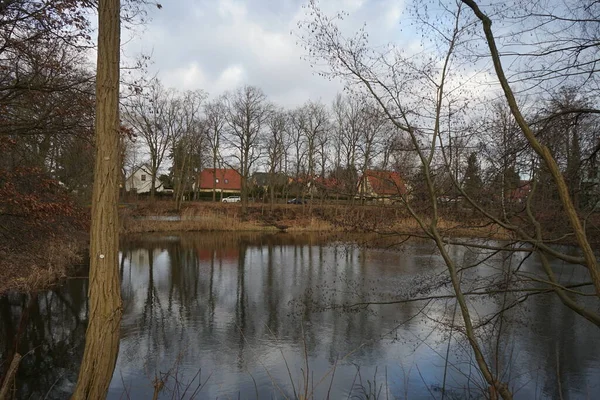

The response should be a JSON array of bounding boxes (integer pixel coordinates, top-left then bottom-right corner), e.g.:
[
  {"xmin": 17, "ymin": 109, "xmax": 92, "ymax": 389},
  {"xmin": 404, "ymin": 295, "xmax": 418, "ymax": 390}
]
[
  {"xmin": 212, "ymin": 162, "xmax": 217, "ymax": 202},
  {"xmin": 71, "ymin": 0, "xmax": 122, "ymax": 398},
  {"xmin": 269, "ymin": 169, "xmax": 275, "ymax": 211},
  {"xmin": 150, "ymin": 169, "xmax": 156, "ymax": 201},
  {"xmin": 462, "ymin": 0, "xmax": 600, "ymax": 297},
  {"xmin": 241, "ymin": 174, "xmax": 248, "ymax": 215},
  {"xmin": 175, "ymin": 141, "xmax": 191, "ymax": 211}
]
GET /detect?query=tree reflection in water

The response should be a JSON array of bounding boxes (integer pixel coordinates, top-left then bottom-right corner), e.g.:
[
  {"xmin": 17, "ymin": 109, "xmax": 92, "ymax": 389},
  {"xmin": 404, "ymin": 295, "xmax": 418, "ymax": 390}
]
[
  {"xmin": 0, "ymin": 278, "xmax": 88, "ymax": 399},
  {"xmin": 1, "ymin": 232, "xmax": 600, "ymax": 399}
]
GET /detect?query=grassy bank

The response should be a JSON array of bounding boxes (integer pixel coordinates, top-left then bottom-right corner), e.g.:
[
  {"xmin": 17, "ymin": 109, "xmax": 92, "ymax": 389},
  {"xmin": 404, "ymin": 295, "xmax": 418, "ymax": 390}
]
[
  {"xmin": 0, "ymin": 236, "xmax": 86, "ymax": 295},
  {"xmin": 0, "ymin": 201, "xmax": 514, "ymax": 295},
  {"xmin": 0, "ymin": 198, "xmax": 88, "ymax": 295},
  {"xmin": 121, "ymin": 201, "xmax": 512, "ymax": 240}
]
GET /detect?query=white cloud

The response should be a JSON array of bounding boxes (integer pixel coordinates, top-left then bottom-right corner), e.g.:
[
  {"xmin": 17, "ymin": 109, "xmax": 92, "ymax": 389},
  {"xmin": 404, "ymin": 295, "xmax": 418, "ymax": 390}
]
[
  {"xmin": 215, "ymin": 64, "xmax": 246, "ymax": 92},
  {"xmin": 384, "ymin": 2, "xmax": 403, "ymax": 30},
  {"xmin": 217, "ymin": 0, "xmax": 247, "ymax": 20},
  {"xmin": 162, "ymin": 62, "xmax": 207, "ymax": 90},
  {"xmin": 122, "ymin": 0, "xmax": 416, "ymax": 107}
]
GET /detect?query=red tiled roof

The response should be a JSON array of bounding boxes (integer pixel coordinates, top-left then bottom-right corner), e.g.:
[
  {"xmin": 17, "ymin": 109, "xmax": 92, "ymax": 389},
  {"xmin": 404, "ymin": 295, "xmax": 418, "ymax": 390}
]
[
  {"xmin": 361, "ymin": 170, "xmax": 406, "ymax": 196},
  {"xmin": 198, "ymin": 168, "xmax": 242, "ymax": 190},
  {"xmin": 314, "ymin": 176, "xmax": 345, "ymax": 191}
]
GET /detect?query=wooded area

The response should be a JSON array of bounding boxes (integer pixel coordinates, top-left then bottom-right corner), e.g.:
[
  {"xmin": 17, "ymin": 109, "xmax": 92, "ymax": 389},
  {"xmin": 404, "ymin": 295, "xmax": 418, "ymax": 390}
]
[{"xmin": 1, "ymin": 0, "xmax": 600, "ymax": 398}]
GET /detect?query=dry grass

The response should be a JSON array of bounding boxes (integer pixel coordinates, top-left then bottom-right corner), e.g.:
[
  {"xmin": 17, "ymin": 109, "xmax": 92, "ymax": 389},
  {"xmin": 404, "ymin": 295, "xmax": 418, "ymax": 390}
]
[
  {"xmin": 286, "ymin": 217, "xmax": 335, "ymax": 232},
  {"xmin": 120, "ymin": 202, "xmax": 511, "ymax": 240},
  {"xmin": 123, "ymin": 219, "xmax": 279, "ymax": 234},
  {"xmin": 122, "ymin": 203, "xmax": 338, "ymax": 234},
  {"xmin": 386, "ymin": 218, "xmax": 512, "ymax": 240},
  {"xmin": 0, "ymin": 238, "xmax": 84, "ymax": 294},
  {"xmin": 121, "ymin": 199, "xmax": 600, "ymax": 245},
  {"xmin": 123, "ymin": 206, "xmax": 277, "ymax": 233}
]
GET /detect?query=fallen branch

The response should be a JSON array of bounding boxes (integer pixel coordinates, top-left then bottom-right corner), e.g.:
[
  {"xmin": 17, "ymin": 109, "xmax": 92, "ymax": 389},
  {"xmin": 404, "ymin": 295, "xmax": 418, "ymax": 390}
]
[{"xmin": 0, "ymin": 353, "xmax": 22, "ymax": 400}]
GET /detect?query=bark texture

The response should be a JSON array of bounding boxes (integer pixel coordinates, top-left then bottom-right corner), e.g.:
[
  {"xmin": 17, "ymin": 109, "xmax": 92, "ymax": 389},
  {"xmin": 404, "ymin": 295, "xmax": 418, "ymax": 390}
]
[{"xmin": 71, "ymin": 0, "xmax": 122, "ymax": 398}]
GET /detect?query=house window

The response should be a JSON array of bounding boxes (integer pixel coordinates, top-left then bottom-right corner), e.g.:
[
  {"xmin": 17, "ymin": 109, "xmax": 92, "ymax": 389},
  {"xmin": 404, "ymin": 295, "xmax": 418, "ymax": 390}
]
[
  {"xmin": 215, "ymin": 178, "xmax": 219, "ymax": 183},
  {"xmin": 141, "ymin": 174, "xmax": 146, "ymax": 181},
  {"xmin": 224, "ymin": 179, "xmax": 229, "ymax": 184}
]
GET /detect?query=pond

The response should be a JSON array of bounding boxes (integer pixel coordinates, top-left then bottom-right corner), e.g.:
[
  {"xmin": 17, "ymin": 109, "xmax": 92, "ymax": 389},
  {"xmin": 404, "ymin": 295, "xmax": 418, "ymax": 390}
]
[{"xmin": 1, "ymin": 232, "xmax": 599, "ymax": 399}]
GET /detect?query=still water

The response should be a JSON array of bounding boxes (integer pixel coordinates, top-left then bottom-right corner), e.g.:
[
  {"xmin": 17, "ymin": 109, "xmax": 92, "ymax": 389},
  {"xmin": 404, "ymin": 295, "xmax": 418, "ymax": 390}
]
[{"xmin": 1, "ymin": 232, "xmax": 599, "ymax": 399}]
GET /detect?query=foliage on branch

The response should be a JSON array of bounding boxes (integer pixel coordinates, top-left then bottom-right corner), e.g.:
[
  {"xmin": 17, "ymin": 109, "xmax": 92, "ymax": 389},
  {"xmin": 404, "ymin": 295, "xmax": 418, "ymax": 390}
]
[{"xmin": 0, "ymin": 163, "xmax": 86, "ymax": 251}]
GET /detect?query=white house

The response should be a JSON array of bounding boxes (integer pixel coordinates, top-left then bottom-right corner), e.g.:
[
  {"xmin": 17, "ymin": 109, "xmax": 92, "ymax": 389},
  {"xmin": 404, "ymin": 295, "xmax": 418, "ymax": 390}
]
[{"xmin": 125, "ymin": 165, "xmax": 164, "ymax": 194}]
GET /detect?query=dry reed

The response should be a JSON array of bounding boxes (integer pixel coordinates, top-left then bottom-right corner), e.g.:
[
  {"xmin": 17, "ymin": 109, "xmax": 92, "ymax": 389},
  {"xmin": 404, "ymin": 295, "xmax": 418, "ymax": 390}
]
[{"xmin": 0, "ymin": 239, "xmax": 84, "ymax": 294}]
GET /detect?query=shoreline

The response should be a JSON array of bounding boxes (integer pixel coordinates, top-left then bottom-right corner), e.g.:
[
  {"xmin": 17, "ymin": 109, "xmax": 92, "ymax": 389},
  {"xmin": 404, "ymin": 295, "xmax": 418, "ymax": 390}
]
[
  {"xmin": 121, "ymin": 202, "xmax": 513, "ymax": 240},
  {"xmin": 0, "ymin": 237, "xmax": 87, "ymax": 295},
  {"xmin": 1, "ymin": 201, "xmax": 562, "ymax": 295}
]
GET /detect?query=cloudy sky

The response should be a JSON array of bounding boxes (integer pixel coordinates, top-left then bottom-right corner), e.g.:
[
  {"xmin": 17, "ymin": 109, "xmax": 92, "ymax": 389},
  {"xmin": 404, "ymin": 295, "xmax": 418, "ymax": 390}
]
[{"xmin": 122, "ymin": 0, "xmax": 412, "ymax": 107}]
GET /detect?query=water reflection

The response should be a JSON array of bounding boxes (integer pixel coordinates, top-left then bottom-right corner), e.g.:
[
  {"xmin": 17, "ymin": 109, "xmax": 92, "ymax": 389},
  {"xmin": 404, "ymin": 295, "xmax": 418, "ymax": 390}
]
[
  {"xmin": 115, "ymin": 233, "xmax": 423, "ymax": 399},
  {"xmin": 0, "ymin": 279, "xmax": 88, "ymax": 399},
  {"xmin": 1, "ymin": 232, "xmax": 600, "ymax": 399}
]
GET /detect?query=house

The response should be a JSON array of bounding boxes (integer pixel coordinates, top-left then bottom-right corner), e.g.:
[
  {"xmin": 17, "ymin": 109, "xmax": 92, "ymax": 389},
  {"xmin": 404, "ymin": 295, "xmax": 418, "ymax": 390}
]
[
  {"xmin": 313, "ymin": 176, "xmax": 348, "ymax": 197},
  {"xmin": 357, "ymin": 170, "xmax": 407, "ymax": 200},
  {"xmin": 125, "ymin": 165, "xmax": 164, "ymax": 194},
  {"xmin": 197, "ymin": 168, "xmax": 242, "ymax": 194}
]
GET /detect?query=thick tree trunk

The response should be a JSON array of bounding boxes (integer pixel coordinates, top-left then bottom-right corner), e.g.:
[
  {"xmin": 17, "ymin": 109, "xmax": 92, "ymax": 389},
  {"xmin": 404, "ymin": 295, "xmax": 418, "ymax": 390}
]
[{"xmin": 71, "ymin": 0, "xmax": 122, "ymax": 398}]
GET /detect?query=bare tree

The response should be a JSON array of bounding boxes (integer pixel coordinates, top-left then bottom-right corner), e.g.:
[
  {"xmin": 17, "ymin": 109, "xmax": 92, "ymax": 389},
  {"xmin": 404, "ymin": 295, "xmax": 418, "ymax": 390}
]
[
  {"xmin": 479, "ymin": 101, "xmax": 527, "ymax": 217},
  {"xmin": 461, "ymin": 0, "xmax": 600, "ymax": 312},
  {"xmin": 299, "ymin": 2, "xmax": 600, "ymax": 398},
  {"xmin": 300, "ymin": 1, "xmax": 515, "ymax": 398},
  {"xmin": 534, "ymin": 87, "xmax": 597, "ymax": 209},
  {"xmin": 204, "ymin": 97, "xmax": 227, "ymax": 201},
  {"xmin": 288, "ymin": 107, "xmax": 308, "ymax": 189},
  {"xmin": 172, "ymin": 89, "xmax": 207, "ymax": 209},
  {"xmin": 331, "ymin": 93, "xmax": 364, "ymax": 200},
  {"xmin": 317, "ymin": 121, "xmax": 330, "ymax": 179},
  {"xmin": 380, "ymin": 125, "xmax": 414, "ymax": 173},
  {"xmin": 265, "ymin": 109, "xmax": 287, "ymax": 208},
  {"xmin": 223, "ymin": 85, "xmax": 272, "ymax": 214},
  {"xmin": 124, "ymin": 78, "xmax": 181, "ymax": 200},
  {"xmin": 72, "ymin": 0, "xmax": 121, "ymax": 397},
  {"xmin": 482, "ymin": 0, "xmax": 600, "ymax": 103},
  {"xmin": 297, "ymin": 100, "xmax": 329, "ymax": 202},
  {"xmin": 357, "ymin": 102, "xmax": 387, "ymax": 202},
  {"xmin": 331, "ymin": 94, "xmax": 345, "ymax": 173}
]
